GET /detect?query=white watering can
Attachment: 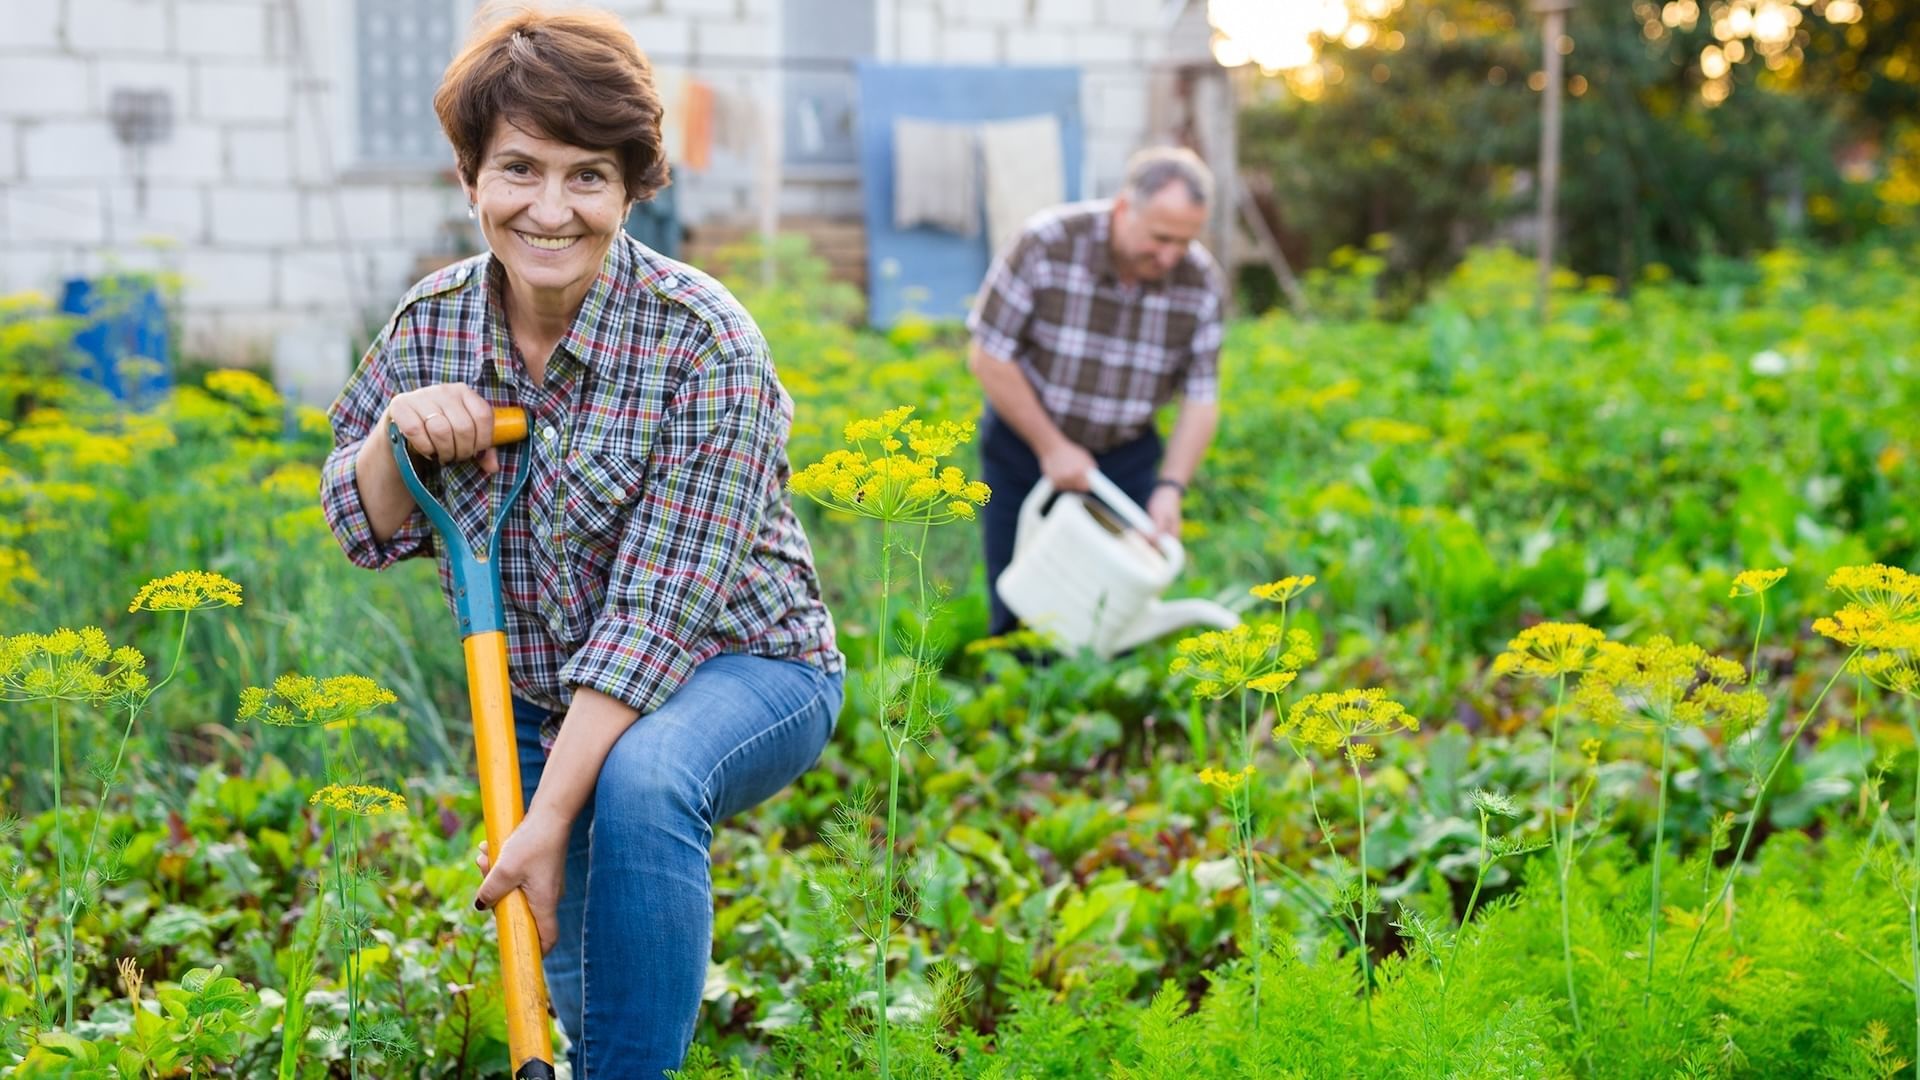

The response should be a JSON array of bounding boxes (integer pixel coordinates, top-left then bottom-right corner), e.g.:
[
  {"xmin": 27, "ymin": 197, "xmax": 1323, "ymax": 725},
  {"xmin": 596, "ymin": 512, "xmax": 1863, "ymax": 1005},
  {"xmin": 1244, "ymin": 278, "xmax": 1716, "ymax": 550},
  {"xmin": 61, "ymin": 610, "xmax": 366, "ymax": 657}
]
[{"xmin": 996, "ymin": 469, "xmax": 1239, "ymax": 658}]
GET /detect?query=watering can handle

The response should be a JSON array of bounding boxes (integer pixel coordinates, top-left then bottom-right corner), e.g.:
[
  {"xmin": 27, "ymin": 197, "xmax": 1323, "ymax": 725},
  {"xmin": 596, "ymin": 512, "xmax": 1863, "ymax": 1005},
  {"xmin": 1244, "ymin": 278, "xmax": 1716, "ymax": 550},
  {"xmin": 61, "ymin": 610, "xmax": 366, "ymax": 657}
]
[{"xmin": 1018, "ymin": 469, "xmax": 1185, "ymax": 574}]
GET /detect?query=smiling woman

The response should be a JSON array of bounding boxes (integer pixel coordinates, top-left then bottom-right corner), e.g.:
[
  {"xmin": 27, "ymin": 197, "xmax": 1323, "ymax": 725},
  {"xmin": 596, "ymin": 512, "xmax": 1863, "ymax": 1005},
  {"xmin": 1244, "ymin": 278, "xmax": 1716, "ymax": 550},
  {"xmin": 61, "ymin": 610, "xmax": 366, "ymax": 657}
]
[{"xmin": 315, "ymin": 6, "xmax": 847, "ymax": 1078}]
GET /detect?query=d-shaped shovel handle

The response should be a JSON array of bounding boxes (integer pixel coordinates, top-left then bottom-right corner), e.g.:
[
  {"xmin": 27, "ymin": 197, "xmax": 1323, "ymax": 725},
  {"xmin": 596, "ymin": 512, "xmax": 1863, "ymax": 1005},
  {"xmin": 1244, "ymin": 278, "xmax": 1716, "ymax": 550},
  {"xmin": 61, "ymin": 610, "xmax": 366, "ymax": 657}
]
[{"xmin": 387, "ymin": 405, "xmax": 557, "ymax": 1080}]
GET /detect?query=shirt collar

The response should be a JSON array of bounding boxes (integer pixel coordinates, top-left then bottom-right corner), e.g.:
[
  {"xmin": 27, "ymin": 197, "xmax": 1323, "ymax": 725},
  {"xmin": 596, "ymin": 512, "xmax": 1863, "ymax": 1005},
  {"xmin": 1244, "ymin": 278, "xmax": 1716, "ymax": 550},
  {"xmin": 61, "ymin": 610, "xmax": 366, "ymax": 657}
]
[
  {"xmin": 1087, "ymin": 199, "xmax": 1119, "ymax": 283},
  {"xmin": 480, "ymin": 235, "xmax": 630, "ymax": 383}
]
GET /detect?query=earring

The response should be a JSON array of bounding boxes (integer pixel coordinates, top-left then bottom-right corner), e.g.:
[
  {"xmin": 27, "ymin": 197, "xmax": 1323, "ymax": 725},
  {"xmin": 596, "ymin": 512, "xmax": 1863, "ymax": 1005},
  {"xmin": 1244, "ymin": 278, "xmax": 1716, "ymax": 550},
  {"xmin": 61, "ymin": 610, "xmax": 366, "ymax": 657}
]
[{"xmin": 467, "ymin": 203, "xmax": 477, "ymax": 220}]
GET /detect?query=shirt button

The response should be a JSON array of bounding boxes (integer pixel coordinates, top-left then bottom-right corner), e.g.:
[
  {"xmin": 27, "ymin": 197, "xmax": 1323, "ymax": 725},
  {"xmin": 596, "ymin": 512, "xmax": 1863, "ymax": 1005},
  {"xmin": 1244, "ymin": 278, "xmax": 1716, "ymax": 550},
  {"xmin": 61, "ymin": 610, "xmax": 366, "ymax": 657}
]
[
  {"xmin": 534, "ymin": 521, "xmax": 550, "ymax": 541},
  {"xmin": 610, "ymin": 486, "xmax": 627, "ymax": 500},
  {"xmin": 539, "ymin": 424, "xmax": 557, "ymax": 443},
  {"xmin": 547, "ymin": 613, "xmax": 563, "ymax": 634}
]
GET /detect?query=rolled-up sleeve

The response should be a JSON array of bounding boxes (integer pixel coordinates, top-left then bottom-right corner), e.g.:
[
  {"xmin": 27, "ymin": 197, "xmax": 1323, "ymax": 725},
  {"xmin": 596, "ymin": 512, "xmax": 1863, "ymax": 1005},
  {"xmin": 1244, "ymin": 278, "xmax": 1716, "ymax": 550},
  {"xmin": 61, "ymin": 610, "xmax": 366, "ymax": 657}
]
[
  {"xmin": 320, "ymin": 330, "xmax": 434, "ymax": 569},
  {"xmin": 966, "ymin": 233, "xmax": 1037, "ymax": 363},
  {"xmin": 559, "ymin": 337, "xmax": 781, "ymax": 715},
  {"xmin": 1182, "ymin": 287, "xmax": 1223, "ymax": 404}
]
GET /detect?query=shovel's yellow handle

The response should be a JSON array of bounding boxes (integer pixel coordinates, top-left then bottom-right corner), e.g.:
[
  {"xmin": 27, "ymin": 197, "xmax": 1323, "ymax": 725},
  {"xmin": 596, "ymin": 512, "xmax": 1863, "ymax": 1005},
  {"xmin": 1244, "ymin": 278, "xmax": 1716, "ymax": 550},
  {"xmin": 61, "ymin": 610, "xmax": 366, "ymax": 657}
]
[{"xmin": 465, "ymin": 628, "xmax": 556, "ymax": 1077}]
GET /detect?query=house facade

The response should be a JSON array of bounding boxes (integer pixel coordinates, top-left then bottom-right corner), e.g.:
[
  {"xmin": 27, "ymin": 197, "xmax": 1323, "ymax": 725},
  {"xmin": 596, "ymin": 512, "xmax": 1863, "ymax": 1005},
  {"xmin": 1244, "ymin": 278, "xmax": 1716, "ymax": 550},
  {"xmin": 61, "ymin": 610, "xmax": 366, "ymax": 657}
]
[{"xmin": 0, "ymin": 0, "xmax": 1220, "ymax": 398}]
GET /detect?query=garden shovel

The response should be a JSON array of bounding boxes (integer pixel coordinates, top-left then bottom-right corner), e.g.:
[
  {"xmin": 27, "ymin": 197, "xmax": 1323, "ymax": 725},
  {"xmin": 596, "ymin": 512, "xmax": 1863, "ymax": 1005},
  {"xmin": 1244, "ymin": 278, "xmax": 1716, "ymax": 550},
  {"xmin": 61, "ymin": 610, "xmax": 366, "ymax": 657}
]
[{"xmin": 387, "ymin": 404, "xmax": 556, "ymax": 1080}]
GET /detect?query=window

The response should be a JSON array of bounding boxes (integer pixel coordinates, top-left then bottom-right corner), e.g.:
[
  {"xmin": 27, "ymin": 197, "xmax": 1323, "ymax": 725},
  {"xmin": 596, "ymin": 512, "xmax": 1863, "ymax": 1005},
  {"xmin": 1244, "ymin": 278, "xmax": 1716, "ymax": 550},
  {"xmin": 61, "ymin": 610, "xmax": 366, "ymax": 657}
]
[
  {"xmin": 782, "ymin": 0, "xmax": 875, "ymax": 170},
  {"xmin": 354, "ymin": 0, "xmax": 459, "ymax": 167}
]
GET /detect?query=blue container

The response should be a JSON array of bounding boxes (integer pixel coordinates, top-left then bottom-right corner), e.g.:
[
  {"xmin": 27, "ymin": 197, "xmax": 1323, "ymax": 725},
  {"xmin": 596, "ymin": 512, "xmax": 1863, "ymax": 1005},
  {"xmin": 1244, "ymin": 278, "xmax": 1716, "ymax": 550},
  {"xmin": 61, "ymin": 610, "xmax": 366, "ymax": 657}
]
[{"xmin": 59, "ymin": 275, "xmax": 173, "ymax": 403}]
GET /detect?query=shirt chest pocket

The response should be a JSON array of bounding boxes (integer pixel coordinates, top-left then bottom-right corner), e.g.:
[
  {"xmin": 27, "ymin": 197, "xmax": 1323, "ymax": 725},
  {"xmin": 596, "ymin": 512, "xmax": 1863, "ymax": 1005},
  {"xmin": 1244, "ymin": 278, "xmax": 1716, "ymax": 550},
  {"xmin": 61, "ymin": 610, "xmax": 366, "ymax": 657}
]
[{"xmin": 563, "ymin": 450, "xmax": 649, "ymax": 556}]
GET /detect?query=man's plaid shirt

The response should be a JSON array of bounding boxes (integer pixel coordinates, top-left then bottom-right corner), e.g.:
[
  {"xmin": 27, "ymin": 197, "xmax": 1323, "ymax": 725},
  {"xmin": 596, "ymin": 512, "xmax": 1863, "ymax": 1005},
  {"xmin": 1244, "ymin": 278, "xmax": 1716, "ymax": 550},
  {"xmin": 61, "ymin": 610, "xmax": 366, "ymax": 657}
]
[
  {"xmin": 966, "ymin": 199, "xmax": 1225, "ymax": 453},
  {"xmin": 322, "ymin": 234, "xmax": 843, "ymax": 745}
]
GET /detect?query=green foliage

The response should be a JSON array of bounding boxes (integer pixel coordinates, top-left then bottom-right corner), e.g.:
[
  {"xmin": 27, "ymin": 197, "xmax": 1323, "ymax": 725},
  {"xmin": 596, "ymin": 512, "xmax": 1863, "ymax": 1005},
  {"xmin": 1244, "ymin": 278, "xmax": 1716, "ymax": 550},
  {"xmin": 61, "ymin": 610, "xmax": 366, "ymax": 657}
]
[
  {"xmin": 5, "ymin": 240, "xmax": 1920, "ymax": 1074},
  {"xmin": 1238, "ymin": 0, "xmax": 1902, "ymax": 300}
]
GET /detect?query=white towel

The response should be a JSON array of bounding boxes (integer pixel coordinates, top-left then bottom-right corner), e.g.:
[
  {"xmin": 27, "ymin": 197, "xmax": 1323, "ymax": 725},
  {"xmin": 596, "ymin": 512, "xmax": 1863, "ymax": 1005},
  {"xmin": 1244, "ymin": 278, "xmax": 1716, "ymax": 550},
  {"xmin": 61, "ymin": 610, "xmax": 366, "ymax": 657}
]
[
  {"xmin": 892, "ymin": 116, "xmax": 981, "ymax": 237},
  {"xmin": 978, "ymin": 114, "xmax": 1065, "ymax": 260}
]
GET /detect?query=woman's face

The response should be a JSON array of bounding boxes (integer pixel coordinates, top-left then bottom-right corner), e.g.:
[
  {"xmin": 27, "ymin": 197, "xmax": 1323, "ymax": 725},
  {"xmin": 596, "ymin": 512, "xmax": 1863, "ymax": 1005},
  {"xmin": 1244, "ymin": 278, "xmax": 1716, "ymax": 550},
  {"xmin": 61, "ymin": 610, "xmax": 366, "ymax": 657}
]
[{"xmin": 466, "ymin": 116, "xmax": 630, "ymax": 307}]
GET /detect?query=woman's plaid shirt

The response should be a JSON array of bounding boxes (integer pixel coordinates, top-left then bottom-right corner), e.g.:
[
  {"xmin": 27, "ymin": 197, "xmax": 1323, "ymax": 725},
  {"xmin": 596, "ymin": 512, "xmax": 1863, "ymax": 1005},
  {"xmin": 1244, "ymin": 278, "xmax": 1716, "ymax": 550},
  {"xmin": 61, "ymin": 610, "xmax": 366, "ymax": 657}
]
[{"xmin": 321, "ymin": 234, "xmax": 843, "ymax": 743}]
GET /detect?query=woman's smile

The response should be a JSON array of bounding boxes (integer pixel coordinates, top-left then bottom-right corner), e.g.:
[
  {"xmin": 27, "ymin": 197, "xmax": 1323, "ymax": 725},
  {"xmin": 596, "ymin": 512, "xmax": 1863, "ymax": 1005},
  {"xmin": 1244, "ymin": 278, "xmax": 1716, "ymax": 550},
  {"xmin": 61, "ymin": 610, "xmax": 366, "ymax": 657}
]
[{"xmin": 515, "ymin": 231, "xmax": 583, "ymax": 252}]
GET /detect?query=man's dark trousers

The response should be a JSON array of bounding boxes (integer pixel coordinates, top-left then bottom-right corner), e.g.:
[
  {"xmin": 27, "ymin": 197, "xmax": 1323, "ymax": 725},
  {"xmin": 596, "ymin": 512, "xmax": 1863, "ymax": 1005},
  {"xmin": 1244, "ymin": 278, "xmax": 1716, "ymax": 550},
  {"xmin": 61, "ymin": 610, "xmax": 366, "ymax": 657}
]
[{"xmin": 978, "ymin": 408, "xmax": 1162, "ymax": 638}]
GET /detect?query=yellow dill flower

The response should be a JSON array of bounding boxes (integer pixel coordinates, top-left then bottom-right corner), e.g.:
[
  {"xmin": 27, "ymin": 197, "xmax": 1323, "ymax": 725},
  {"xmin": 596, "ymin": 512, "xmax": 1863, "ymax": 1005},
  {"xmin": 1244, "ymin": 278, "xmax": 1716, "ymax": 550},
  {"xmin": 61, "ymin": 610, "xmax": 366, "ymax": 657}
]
[
  {"xmin": 261, "ymin": 463, "xmax": 322, "ymax": 501},
  {"xmin": 1248, "ymin": 671, "xmax": 1297, "ymax": 695},
  {"xmin": 0, "ymin": 629, "xmax": 148, "ymax": 706},
  {"xmin": 1343, "ymin": 417, "xmax": 1433, "ymax": 446},
  {"xmin": 204, "ymin": 368, "xmax": 283, "ymax": 414},
  {"xmin": 309, "ymin": 783, "xmax": 407, "ymax": 816},
  {"xmin": 1574, "ymin": 635, "xmax": 1764, "ymax": 735},
  {"xmin": 1729, "ymin": 568, "xmax": 1787, "ymax": 598},
  {"xmin": 1825, "ymin": 564, "xmax": 1920, "ymax": 623},
  {"xmin": 964, "ymin": 628, "xmax": 1059, "ymax": 657},
  {"xmin": 1197, "ymin": 763, "xmax": 1256, "ymax": 795},
  {"xmin": 0, "ymin": 546, "xmax": 43, "ymax": 608},
  {"xmin": 1580, "ymin": 737, "xmax": 1603, "ymax": 766},
  {"xmin": 128, "ymin": 570, "xmax": 244, "ymax": 613},
  {"xmin": 295, "ymin": 405, "xmax": 333, "ymax": 439},
  {"xmin": 1284, "ymin": 688, "xmax": 1419, "ymax": 757},
  {"xmin": 1813, "ymin": 605, "xmax": 1920, "ymax": 650},
  {"xmin": 1250, "ymin": 575, "xmax": 1316, "ymax": 604},
  {"xmin": 1852, "ymin": 652, "xmax": 1920, "ymax": 698},
  {"xmin": 1491, "ymin": 622, "xmax": 1607, "ymax": 680},
  {"xmin": 237, "ymin": 673, "xmax": 397, "ymax": 728},
  {"xmin": 1171, "ymin": 623, "xmax": 1313, "ymax": 699},
  {"xmin": 792, "ymin": 407, "xmax": 989, "ymax": 526}
]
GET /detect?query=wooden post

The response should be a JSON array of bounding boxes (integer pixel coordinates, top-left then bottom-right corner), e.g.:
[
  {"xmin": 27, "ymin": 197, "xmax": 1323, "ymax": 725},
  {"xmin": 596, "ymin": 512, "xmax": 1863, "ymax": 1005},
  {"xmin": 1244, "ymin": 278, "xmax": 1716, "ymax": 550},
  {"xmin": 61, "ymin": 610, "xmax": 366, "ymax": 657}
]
[{"xmin": 1534, "ymin": 0, "xmax": 1574, "ymax": 323}]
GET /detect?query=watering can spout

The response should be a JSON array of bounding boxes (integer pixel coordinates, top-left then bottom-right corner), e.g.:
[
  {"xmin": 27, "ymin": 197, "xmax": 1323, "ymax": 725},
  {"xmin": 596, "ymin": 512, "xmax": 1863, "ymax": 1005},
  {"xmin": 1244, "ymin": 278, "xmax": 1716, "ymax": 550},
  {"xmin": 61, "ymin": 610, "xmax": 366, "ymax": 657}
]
[{"xmin": 1110, "ymin": 596, "xmax": 1243, "ymax": 655}]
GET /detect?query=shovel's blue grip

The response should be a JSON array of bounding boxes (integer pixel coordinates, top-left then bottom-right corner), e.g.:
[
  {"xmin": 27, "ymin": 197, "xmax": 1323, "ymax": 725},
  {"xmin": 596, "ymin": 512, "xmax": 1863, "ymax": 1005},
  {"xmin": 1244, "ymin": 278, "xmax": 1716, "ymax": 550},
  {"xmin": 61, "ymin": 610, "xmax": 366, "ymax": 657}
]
[{"xmin": 387, "ymin": 415, "xmax": 532, "ymax": 638}]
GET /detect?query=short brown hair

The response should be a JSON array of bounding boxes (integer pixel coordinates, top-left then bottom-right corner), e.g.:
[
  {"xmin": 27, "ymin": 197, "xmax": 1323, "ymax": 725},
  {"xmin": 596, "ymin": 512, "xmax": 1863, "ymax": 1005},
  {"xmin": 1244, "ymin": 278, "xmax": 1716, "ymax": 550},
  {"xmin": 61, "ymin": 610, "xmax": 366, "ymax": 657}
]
[{"xmin": 434, "ymin": 5, "xmax": 669, "ymax": 202}]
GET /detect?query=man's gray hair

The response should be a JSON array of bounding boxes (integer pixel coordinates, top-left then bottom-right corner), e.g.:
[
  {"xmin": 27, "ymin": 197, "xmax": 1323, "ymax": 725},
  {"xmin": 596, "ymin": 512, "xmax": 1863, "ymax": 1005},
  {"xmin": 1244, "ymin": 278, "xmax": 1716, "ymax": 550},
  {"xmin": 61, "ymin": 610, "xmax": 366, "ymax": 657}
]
[{"xmin": 1123, "ymin": 146, "xmax": 1214, "ymax": 208}]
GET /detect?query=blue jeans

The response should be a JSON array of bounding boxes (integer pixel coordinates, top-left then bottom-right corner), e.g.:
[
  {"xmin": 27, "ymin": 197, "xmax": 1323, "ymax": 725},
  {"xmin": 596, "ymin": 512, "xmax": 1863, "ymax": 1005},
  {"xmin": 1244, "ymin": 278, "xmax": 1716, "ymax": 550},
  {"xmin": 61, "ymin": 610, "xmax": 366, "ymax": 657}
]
[{"xmin": 512, "ymin": 653, "xmax": 844, "ymax": 1078}]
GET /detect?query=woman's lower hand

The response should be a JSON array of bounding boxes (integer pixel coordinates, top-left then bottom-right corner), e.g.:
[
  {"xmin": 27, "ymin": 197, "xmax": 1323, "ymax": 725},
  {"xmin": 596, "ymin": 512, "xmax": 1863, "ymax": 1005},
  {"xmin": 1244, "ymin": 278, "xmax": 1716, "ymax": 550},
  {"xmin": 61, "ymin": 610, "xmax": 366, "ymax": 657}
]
[
  {"xmin": 473, "ymin": 805, "xmax": 570, "ymax": 954},
  {"xmin": 387, "ymin": 383, "xmax": 501, "ymax": 475}
]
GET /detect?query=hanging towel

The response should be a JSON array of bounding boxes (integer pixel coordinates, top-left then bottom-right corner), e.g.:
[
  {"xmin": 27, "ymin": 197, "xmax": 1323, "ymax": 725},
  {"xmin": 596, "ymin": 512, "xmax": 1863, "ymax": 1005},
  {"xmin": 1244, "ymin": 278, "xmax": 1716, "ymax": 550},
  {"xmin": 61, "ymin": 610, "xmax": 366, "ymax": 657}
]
[
  {"xmin": 979, "ymin": 113, "xmax": 1065, "ymax": 260},
  {"xmin": 680, "ymin": 78, "xmax": 715, "ymax": 171},
  {"xmin": 892, "ymin": 116, "xmax": 980, "ymax": 237}
]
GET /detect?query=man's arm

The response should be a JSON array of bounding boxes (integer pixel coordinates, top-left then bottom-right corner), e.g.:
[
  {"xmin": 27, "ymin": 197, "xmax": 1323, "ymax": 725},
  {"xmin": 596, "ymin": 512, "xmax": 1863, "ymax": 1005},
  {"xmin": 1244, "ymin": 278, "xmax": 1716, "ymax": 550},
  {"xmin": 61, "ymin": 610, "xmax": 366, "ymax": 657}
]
[
  {"xmin": 1157, "ymin": 397, "xmax": 1219, "ymax": 488},
  {"xmin": 967, "ymin": 342, "xmax": 1095, "ymax": 491},
  {"xmin": 1143, "ymin": 396, "xmax": 1219, "ymax": 539}
]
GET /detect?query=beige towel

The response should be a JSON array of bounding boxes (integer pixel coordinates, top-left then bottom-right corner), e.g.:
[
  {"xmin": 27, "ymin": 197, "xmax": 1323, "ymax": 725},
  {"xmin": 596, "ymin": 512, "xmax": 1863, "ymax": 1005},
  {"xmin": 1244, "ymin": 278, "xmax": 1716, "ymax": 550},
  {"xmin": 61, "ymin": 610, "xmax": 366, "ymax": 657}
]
[
  {"xmin": 979, "ymin": 114, "xmax": 1065, "ymax": 260},
  {"xmin": 892, "ymin": 116, "xmax": 980, "ymax": 236}
]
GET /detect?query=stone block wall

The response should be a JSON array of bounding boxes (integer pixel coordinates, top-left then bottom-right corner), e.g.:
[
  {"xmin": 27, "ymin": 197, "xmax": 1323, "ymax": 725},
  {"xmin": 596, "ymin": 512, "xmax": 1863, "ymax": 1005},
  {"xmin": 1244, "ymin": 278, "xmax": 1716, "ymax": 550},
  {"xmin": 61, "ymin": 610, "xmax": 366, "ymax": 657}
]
[{"xmin": 0, "ymin": 0, "xmax": 1209, "ymax": 368}]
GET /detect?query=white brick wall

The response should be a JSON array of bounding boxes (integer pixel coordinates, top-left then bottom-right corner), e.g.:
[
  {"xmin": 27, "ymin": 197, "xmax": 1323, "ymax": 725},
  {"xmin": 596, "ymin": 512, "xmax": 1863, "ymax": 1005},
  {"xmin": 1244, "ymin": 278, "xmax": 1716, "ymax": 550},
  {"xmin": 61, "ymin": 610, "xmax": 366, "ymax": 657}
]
[
  {"xmin": 939, "ymin": 26, "xmax": 1002, "ymax": 63},
  {"xmin": 893, "ymin": 6, "xmax": 937, "ymax": 62},
  {"xmin": 142, "ymin": 123, "xmax": 226, "ymax": 182},
  {"xmin": 20, "ymin": 121, "xmax": 123, "ymax": 181},
  {"xmin": 0, "ymin": 2, "xmax": 64, "ymax": 50},
  {"xmin": 8, "ymin": 185, "xmax": 110, "ymax": 245},
  {"xmin": 300, "ymin": 187, "xmax": 397, "ymax": 246},
  {"xmin": 628, "ymin": 15, "xmax": 694, "ymax": 59},
  {"xmin": 194, "ymin": 63, "xmax": 290, "ymax": 123},
  {"xmin": 395, "ymin": 186, "xmax": 466, "ymax": 246},
  {"xmin": 95, "ymin": 59, "xmax": 196, "ymax": 111},
  {"xmin": 0, "ymin": 58, "xmax": 96, "ymax": 117},
  {"xmin": 66, "ymin": 0, "xmax": 172, "ymax": 55},
  {"xmin": 277, "ymin": 250, "xmax": 360, "ymax": 311},
  {"xmin": 1073, "ymin": 28, "xmax": 1136, "ymax": 63},
  {"xmin": 175, "ymin": 2, "xmax": 269, "ymax": 59},
  {"xmin": 1035, "ymin": 0, "xmax": 1099, "ymax": 26},
  {"xmin": 106, "ymin": 183, "xmax": 208, "ymax": 243},
  {"xmin": 955, "ymin": 0, "xmax": 1028, "ymax": 25},
  {"xmin": 208, "ymin": 186, "xmax": 301, "ymax": 245},
  {"xmin": 0, "ymin": 0, "xmax": 1193, "ymax": 359},
  {"xmin": 180, "ymin": 248, "xmax": 276, "ymax": 306},
  {"xmin": 226, "ymin": 126, "xmax": 291, "ymax": 182}
]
